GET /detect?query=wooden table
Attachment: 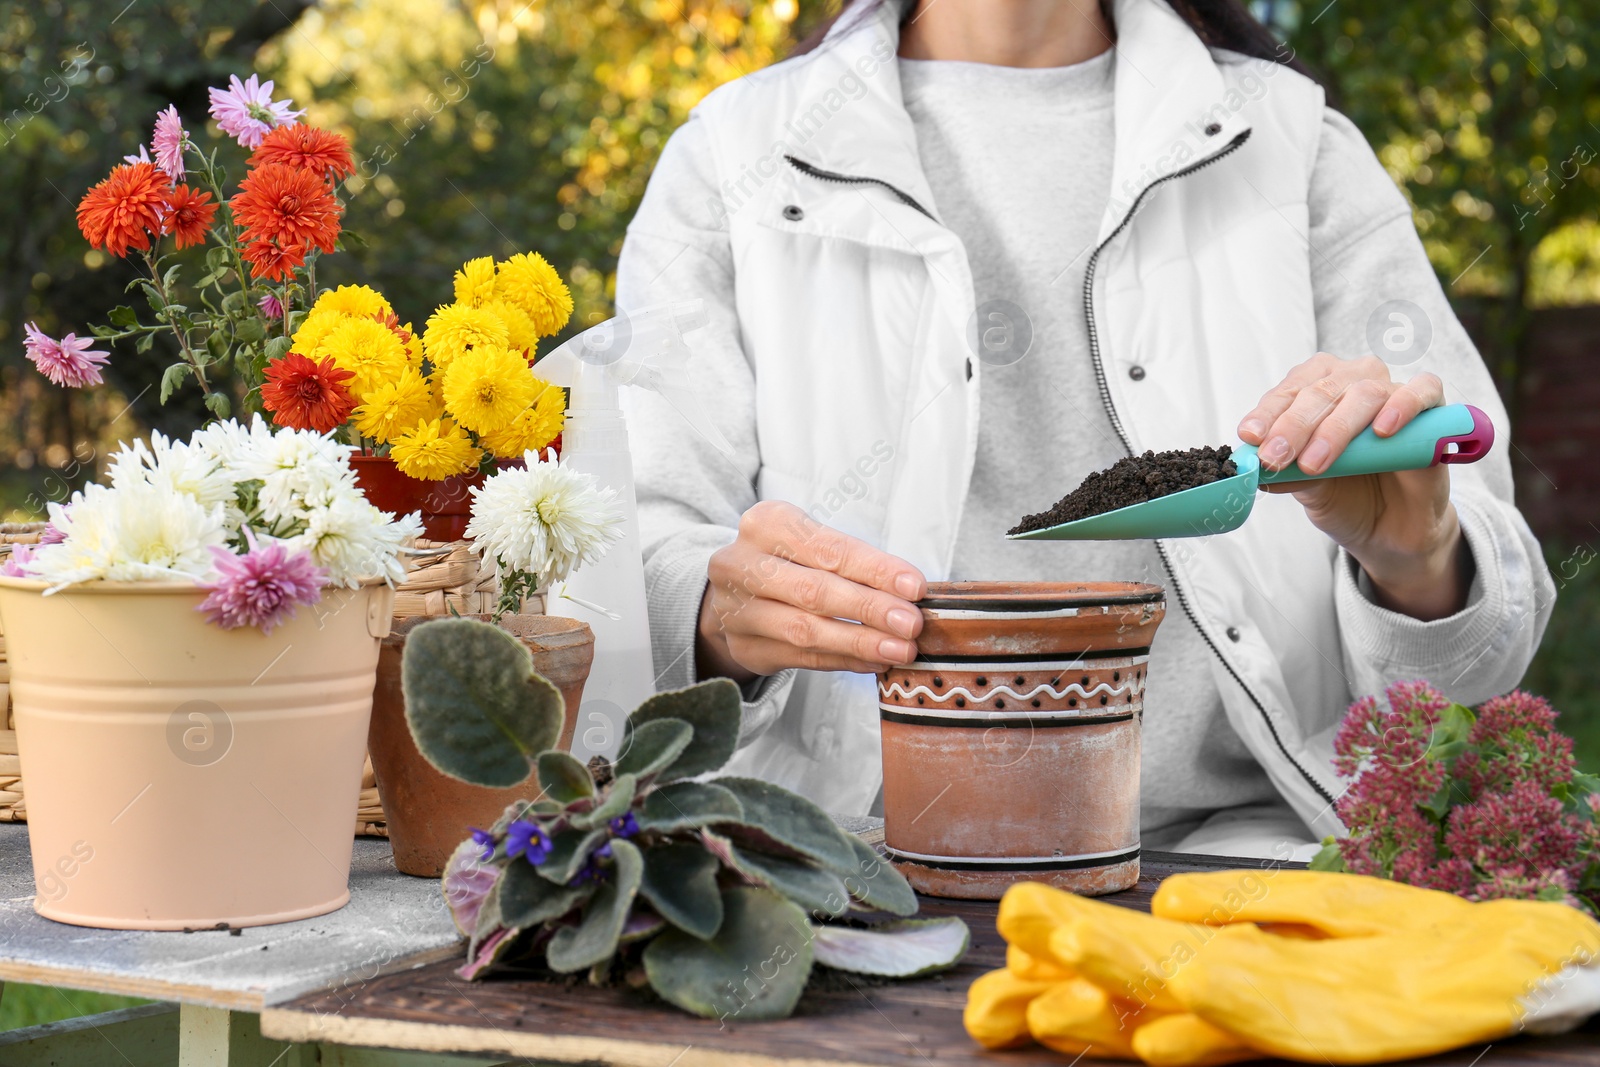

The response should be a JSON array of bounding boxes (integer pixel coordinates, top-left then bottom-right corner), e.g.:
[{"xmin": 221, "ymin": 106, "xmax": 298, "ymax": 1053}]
[{"xmin": 0, "ymin": 823, "xmax": 1593, "ymax": 1066}]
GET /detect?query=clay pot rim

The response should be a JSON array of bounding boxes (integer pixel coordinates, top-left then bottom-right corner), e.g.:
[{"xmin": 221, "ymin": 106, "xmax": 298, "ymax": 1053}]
[
  {"xmin": 0, "ymin": 575, "xmax": 391, "ymax": 595},
  {"xmin": 921, "ymin": 581, "xmax": 1164, "ymax": 611},
  {"xmin": 388, "ymin": 612, "xmax": 593, "ymax": 647}
]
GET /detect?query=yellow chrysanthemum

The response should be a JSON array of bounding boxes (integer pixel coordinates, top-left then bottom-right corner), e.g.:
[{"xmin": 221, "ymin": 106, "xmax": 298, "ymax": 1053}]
[
  {"xmin": 453, "ymin": 256, "xmax": 498, "ymax": 307},
  {"xmin": 495, "ymin": 252, "xmax": 573, "ymax": 338},
  {"xmin": 314, "ymin": 284, "xmax": 393, "ymax": 321},
  {"xmin": 389, "ymin": 418, "xmax": 481, "ymax": 481},
  {"xmin": 423, "ymin": 302, "xmax": 511, "ymax": 368},
  {"xmin": 320, "ymin": 316, "xmax": 409, "ymax": 399},
  {"xmin": 477, "ymin": 381, "xmax": 566, "ymax": 459},
  {"xmin": 290, "ymin": 306, "xmax": 348, "ymax": 358},
  {"xmin": 441, "ymin": 345, "xmax": 539, "ymax": 435},
  {"xmin": 481, "ymin": 298, "xmax": 540, "ymax": 356},
  {"xmin": 352, "ymin": 367, "xmax": 436, "ymax": 445}
]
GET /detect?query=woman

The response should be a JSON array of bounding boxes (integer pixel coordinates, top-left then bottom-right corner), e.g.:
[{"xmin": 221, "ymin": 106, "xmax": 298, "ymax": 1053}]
[{"xmin": 616, "ymin": 0, "xmax": 1553, "ymax": 857}]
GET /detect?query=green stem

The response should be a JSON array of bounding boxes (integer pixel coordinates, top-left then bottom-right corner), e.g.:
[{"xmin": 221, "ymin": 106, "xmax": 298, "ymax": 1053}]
[{"xmin": 142, "ymin": 250, "xmax": 210, "ymax": 392}]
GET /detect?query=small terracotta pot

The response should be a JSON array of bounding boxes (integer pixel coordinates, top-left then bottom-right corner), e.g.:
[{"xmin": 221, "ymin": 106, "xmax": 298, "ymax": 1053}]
[
  {"xmin": 349, "ymin": 454, "xmax": 485, "ymax": 542},
  {"xmin": 368, "ymin": 613, "xmax": 594, "ymax": 877},
  {"xmin": 877, "ymin": 581, "xmax": 1165, "ymax": 900}
]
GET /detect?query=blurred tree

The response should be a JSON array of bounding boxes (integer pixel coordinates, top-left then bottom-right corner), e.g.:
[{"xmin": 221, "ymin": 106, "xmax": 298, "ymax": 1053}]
[{"xmin": 1273, "ymin": 0, "xmax": 1600, "ymax": 418}]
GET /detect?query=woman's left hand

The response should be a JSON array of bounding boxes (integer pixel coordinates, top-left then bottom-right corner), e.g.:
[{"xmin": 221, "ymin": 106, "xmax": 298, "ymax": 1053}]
[{"xmin": 1237, "ymin": 353, "xmax": 1471, "ymax": 621}]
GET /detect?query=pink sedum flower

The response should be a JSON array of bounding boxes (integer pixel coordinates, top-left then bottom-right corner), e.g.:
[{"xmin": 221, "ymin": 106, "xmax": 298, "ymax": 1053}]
[
  {"xmin": 0, "ymin": 543, "xmax": 36, "ymax": 578},
  {"xmin": 23, "ymin": 322, "xmax": 110, "ymax": 388},
  {"xmin": 196, "ymin": 533, "xmax": 325, "ymax": 633},
  {"xmin": 153, "ymin": 105, "xmax": 187, "ymax": 181},
  {"xmin": 207, "ymin": 74, "xmax": 303, "ymax": 149}
]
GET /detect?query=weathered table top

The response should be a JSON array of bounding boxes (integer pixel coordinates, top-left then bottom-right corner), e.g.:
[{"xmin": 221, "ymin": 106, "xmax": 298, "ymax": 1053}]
[
  {"xmin": 0, "ymin": 823, "xmax": 461, "ymax": 1010},
  {"xmin": 261, "ymin": 850, "xmax": 1600, "ymax": 1067}
]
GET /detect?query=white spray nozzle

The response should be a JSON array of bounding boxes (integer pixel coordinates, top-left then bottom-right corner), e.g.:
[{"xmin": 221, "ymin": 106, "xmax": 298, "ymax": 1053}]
[{"xmin": 536, "ymin": 300, "xmax": 732, "ymax": 456}]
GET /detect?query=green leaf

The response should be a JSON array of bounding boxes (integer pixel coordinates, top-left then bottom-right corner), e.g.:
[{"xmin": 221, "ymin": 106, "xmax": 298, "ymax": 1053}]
[
  {"xmin": 636, "ymin": 781, "xmax": 743, "ymax": 833},
  {"xmin": 400, "ymin": 618, "xmax": 566, "ymax": 788},
  {"xmin": 811, "ymin": 917, "xmax": 968, "ymax": 977},
  {"xmin": 1308, "ymin": 837, "xmax": 1347, "ymax": 873},
  {"xmin": 264, "ymin": 335, "xmax": 293, "ymax": 360},
  {"xmin": 537, "ymin": 827, "xmax": 609, "ymax": 885},
  {"xmin": 730, "ymin": 846, "xmax": 849, "ymax": 918},
  {"xmin": 638, "ymin": 843, "xmax": 722, "ymax": 939},
  {"xmin": 546, "ymin": 839, "xmax": 643, "ymax": 973},
  {"xmin": 159, "ymin": 363, "xmax": 192, "ymax": 403},
  {"xmin": 614, "ymin": 717, "xmax": 692, "ymax": 779},
  {"xmin": 537, "ymin": 751, "xmax": 594, "ymax": 803},
  {"xmin": 205, "ymin": 246, "xmax": 230, "ymax": 272},
  {"xmin": 163, "ymin": 263, "xmax": 182, "ymax": 291},
  {"xmin": 135, "ymin": 333, "xmax": 154, "ymax": 354},
  {"xmin": 204, "ymin": 392, "xmax": 231, "ymax": 419},
  {"xmin": 108, "ymin": 305, "xmax": 139, "ymax": 329},
  {"xmin": 626, "ymin": 679, "xmax": 741, "ymax": 780},
  {"xmin": 569, "ymin": 773, "xmax": 636, "ymax": 830},
  {"xmin": 499, "ymin": 859, "xmax": 591, "ymax": 928},
  {"xmin": 235, "ymin": 316, "xmax": 266, "ymax": 344},
  {"xmin": 712, "ymin": 777, "xmax": 859, "ymax": 872},
  {"xmin": 205, "ymin": 332, "xmax": 229, "ymax": 361},
  {"xmin": 840, "ymin": 835, "xmax": 917, "ymax": 916},
  {"xmin": 221, "ymin": 290, "xmax": 246, "ymax": 315},
  {"xmin": 643, "ymin": 888, "xmax": 812, "ymax": 1021},
  {"xmin": 142, "ymin": 281, "xmax": 165, "ymax": 313}
]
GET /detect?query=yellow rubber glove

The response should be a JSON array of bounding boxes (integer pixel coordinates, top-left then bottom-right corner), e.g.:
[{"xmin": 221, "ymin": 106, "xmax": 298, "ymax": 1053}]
[
  {"xmin": 1151, "ymin": 868, "xmax": 1475, "ymax": 939},
  {"xmin": 965, "ymin": 967, "xmax": 1060, "ymax": 1050},
  {"xmin": 1131, "ymin": 1014, "xmax": 1263, "ymax": 1067}
]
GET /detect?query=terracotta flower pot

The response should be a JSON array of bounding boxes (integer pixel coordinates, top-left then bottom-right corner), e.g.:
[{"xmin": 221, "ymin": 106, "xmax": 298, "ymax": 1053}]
[
  {"xmin": 0, "ymin": 576, "xmax": 394, "ymax": 929},
  {"xmin": 368, "ymin": 613, "xmax": 595, "ymax": 877},
  {"xmin": 877, "ymin": 581, "xmax": 1165, "ymax": 900},
  {"xmin": 349, "ymin": 454, "xmax": 485, "ymax": 542}
]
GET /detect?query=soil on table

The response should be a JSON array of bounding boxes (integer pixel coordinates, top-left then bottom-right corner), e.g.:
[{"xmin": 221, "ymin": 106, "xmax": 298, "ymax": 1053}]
[{"xmin": 1009, "ymin": 445, "xmax": 1237, "ymax": 534}]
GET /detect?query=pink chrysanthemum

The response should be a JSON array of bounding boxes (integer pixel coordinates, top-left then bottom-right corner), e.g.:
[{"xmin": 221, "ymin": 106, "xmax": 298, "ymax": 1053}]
[
  {"xmin": 196, "ymin": 534, "xmax": 326, "ymax": 633},
  {"xmin": 38, "ymin": 522, "xmax": 66, "ymax": 545},
  {"xmin": 259, "ymin": 292, "xmax": 284, "ymax": 321},
  {"xmin": 0, "ymin": 544, "xmax": 36, "ymax": 578},
  {"xmin": 123, "ymin": 144, "xmax": 153, "ymax": 167},
  {"xmin": 207, "ymin": 74, "xmax": 304, "ymax": 150},
  {"xmin": 23, "ymin": 321, "xmax": 110, "ymax": 388},
  {"xmin": 153, "ymin": 105, "xmax": 187, "ymax": 181}
]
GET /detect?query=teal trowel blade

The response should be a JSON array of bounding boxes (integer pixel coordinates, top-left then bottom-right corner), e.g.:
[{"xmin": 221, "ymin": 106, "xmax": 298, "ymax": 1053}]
[{"xmin": 1007, "ymin": 404, "xmax": 1489, "ymax": 542}]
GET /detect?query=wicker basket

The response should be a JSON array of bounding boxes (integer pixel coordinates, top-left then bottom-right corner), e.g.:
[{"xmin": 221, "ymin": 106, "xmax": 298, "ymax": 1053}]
[{"xmin": 0, "ymin": 529, "xmax": 509, "ymax": 836}]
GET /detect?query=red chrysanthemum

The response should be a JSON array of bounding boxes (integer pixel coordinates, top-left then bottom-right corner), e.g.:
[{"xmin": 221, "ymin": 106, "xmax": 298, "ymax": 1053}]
[
  {"xmin": 241, "ymin": 239, "xmax": 307, "ymax": 283},
  {"xmin": 231, "ymin": 162, "xmax": 342, "ymax": 254},
  {"xmin": 250, "ymin": 123, "xmax": 355, "ymax": 183},
  {"xmin": 161, "ymin": 184, "xmax": 216, "ymax": 249},
  {"xmin": 260, "ymin": 352, "xmax": 356, "ymax": 432},
  {"xmin": 76, "ymin": 162, "xmax": 172, "ymax": 257}
]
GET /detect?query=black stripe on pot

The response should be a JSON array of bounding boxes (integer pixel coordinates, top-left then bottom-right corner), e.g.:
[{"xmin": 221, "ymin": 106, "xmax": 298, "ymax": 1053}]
[
  {"xmin": 879, "ymin": 709, "xmax": 1134, "ymax": 729},
  {"xmin": 910, "ymin": 647, "xmax": 1150, "ymax": 665},
  {"xmin": 886, "ymin": 847, "xmax": 1141, "ymax": 872},
  {"xmin": 920, "ymin": 591, "xmax": 1164, "ymax": 611}
]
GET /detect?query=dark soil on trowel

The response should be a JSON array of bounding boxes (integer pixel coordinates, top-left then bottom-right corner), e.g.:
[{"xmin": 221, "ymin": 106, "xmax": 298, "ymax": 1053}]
[{"xmin": 1009, "ymin": 445, "xmax": 1238, "ymax": 534}]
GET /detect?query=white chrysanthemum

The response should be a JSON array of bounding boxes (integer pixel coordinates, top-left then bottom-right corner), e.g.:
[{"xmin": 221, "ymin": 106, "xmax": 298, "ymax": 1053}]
[
  {"xmin": 224, "ymin": 416, "xmax": 359, "ymax": 522},
  {"xmin": 465, "ymin": 452, "xmax": 623, "ymax": 586},
  {"xmin": 288, "ymin": 495, "xmax": 422, "ymax": 587},
  {"xmin": 26, "ymin": 482, "xmax": 226, "ymax": 591},
  {"xmin": 107, "ymin": 431, "xmax": 235, "ymax": 511}
]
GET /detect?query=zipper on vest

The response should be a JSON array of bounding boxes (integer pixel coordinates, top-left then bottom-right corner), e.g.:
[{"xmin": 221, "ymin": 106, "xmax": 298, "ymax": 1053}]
[
  {"xmin": 1081, "ymin": 131, "xmax": 1338, "ymax": 809},
  {"xmin": 784, "ymin": 156, "xmax": 937, "ymax": 221}
]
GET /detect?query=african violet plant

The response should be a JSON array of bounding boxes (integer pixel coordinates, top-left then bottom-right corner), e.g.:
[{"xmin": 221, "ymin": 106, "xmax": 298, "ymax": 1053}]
[{"xmin": 401, "ymin": 617, "xmax": 969, "ymax": 1021}]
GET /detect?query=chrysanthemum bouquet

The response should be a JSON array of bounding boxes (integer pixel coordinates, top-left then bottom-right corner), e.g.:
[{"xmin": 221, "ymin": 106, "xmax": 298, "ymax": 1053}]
[
  {"xmin": 261, "ymin": 253, "xmax": 571, "ymax": 480},
  {"xmin": 464, "ymin": 450, "xmax": 623, "ymax": 617},
  {"xmin": 1312, "ymin": 680, "xmax": 1600, "ymax": 914},
  {"xmin": 24, "ymin": 74, "xmax": 353, "ymax": 417},
  {"xmin": 1, "ymin": 417, "xmax": 421, "ymax": 633}
]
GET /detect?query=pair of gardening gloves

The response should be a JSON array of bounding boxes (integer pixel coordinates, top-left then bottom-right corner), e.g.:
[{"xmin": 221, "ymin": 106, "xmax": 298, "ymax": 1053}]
[{"xmin": 965, "ymin": 869, "xmax": 1600, "ymax": 1065}]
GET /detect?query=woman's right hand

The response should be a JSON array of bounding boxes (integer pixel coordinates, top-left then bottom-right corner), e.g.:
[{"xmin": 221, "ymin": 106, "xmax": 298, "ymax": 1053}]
[{"xmin": 696, "ymin": 501, "xmax": 927, "ymax": 684}]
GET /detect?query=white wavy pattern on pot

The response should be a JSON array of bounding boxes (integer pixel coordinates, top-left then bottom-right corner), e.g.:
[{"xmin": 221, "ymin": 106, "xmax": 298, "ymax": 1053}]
[{"xmin": 879, "ymin": 675, "xmax": 1145, "ymax": 705}]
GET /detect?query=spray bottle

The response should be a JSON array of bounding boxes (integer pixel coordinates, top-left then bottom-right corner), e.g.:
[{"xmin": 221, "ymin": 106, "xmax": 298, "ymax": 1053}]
[{"xmin": 536, "ymin": 300, "xmax": 730, "ymax": 759}]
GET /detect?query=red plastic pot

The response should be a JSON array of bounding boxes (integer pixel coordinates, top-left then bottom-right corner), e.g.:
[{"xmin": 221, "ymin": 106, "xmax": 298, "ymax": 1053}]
[{"xmin": 349, "ymin": 454, "xmax": 485, "ymax": 542}]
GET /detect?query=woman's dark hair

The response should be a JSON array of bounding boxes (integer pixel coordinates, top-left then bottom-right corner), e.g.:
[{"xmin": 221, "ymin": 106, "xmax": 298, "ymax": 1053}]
[{"xmin": 792, "ymin": 0, "xmax": 1311, "ymax": 78}]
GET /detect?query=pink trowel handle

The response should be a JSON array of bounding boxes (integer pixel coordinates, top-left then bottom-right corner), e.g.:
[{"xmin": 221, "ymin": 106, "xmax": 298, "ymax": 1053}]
[{"xmin": 1435, "ymin": 405, "xmax": 1495, "ymax": 464}]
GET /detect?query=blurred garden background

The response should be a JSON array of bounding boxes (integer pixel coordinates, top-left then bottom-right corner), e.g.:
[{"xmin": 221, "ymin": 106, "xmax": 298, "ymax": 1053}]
[{"xmin": 1, "ymin": 0, "xmax": 1597, "ymax": 777}]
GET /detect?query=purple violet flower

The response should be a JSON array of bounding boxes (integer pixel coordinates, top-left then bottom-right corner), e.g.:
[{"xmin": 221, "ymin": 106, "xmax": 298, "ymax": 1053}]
[
  {"xmin": 608, "ymin": 811, "xmax": 639, "ymax": 838},
  {"xmin": 23, "ymin": 322, "xmax": 110, "ymax": 388},
  {"xmin": 195, "ymin": 532, "xmax": 326, "ymax": 633},
  {"xmin": 207, "ymin": 73, "xmax": 304, "ymax": 149},
  {"xmin": 469, "ymin": 827, "xmax": 496, "ymax": 863},
  {"xmin": 152, "ymin": 105, "xmax": 188, "ymax": 181},
  {"xmin": 505, "ymin": 819, "xmax": 552, "ymax": 865}
]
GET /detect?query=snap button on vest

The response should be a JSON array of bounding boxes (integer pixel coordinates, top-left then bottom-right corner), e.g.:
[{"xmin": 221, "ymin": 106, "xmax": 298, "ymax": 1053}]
[
  {"xmin": 1128, "ymin": 364, "xmax": 1146, "ymax": 381},
  {"xmin": 1226, "ymin": 626, "xmax": 1242, "ymax": 642},
  {"xmin": 1205, "ymin": 122, "xmax": 1222, "ymax": 136},
  {"xmin": 782, "ymin": 204, "xmax": 805, "ymax": 221}
]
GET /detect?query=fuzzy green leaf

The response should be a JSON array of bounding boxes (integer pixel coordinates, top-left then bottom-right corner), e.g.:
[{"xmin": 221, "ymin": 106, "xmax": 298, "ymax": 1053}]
[
  {"xmin": 614, "ymin": 717, "xmax": 693, "ymax": 779},
  {"xmin": 626, "ymin": 680, "xmax": 741, "ymax": 780},
  {"xmin": 713, "ymin": 777, "xmax": 858, "ymax": 872},
  {"xmin": 204, "ymin": 392, "xmax": 231, "ymax": 419},
  {"xmin": 500, "ymin": 859, "xmax": 591, "ymax": 928},
  {"xmin": 811, "ymin": 917, "xmax": 969, "ymax": 977},
  {"xmin": 569, "ymin": 773, "xmax": 637, "ymax": 831},
  {"xmin": 546, "ymin": 839, "xmax": 643, "ymax": 973},
  {"xmin": 537, "ymin": 827, "xmax": 609, "ymax": 885},
  {"xmin": 840, "ymin": 835, "xmax": 918, "ymax": 916},
  {"xmin": 159, "ymin": 363, "xmax": 191, "ymax": 403},
  {"xmin": 401, "ymin": 618, "xmax": 565, "ymax": 788},
  {"xmin": 643, "ymin": 888, "xmax": 812, "ymax": 1021},
  {"xmin": 537, "ymin": 751, "xmax": 594, "ymax": 803},
  {"xmin": 730, "ymin": 845, "xmax": 849, "ymax": 918},
  {"xmin": 638, "ymin": 843, "xmax": 723, "ymax": 939},
  {"xmin": 637, "ymin": 781, "xmax": 744, "ymax": 833}
]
